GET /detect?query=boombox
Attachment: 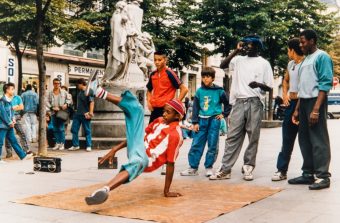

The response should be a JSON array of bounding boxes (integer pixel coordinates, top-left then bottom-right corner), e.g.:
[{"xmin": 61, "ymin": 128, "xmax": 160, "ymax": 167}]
[
  {"xmin": 33, "ymin": 157, "xmax": 62, "ymax": 173},
  {"xmin": 98, "ymin": 157, "xmax": 118, "ymax": 169}
]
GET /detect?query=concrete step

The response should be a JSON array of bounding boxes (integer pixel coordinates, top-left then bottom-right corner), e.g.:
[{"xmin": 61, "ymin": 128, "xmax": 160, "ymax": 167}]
[{"xmin": 65, "ymin": 136, "xmax": 126, "ymax": 150}]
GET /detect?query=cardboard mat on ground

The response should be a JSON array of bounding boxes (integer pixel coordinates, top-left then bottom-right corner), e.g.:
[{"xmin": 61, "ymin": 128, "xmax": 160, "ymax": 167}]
[{"xmin": 14, "ymin": 177, "xmax": 281, "ymax": 223}]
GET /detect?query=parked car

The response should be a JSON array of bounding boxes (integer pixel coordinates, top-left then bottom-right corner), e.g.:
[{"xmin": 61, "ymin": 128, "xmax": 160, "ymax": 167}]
[{"xmin": 327, "ymin": 90, "xmax": 340, "ymax": 119}]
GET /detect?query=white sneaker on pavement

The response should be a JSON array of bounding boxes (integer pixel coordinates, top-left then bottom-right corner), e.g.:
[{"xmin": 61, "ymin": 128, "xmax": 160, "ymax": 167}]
[
  {"xmin": 242, "ymin": 165, "xmax": 254, "ymax": 181},
  {"xmin": 209, "ymin": 170, "xmax": 231, "ymax": 180},
  {"xmin": 59, "ymin": 144, "xmax": 65, "ymax": 151},
  {"xmin": 52, "ymin": 144, "xmax": 60, "ymax": 151},
  {"xmin": 271, "ymin": 171, "xmax": 287, "ymax": 181},
  {"xmin": 205, "ymin": 168, "xmax": 214, "ymax": 177},
  {"xmin": 23, "ymin": 153, "xmax": 33, "ymax": 160},
  {"xmin": 86, "ymin": 147, "xmax": 92, "ymax": 152},
  {"xmin": 180, "ymin": 168, "xmax": 198, "ymax": 176},
  {"xmin": 68, "ymin": 146, "xmax": 80, "ymax": 151}
]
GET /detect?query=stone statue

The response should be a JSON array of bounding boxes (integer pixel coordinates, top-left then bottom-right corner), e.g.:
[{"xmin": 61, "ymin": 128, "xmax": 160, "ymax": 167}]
[{"xmin": 102, "ymin": 0, "xmax": 155, "ymax": 84}]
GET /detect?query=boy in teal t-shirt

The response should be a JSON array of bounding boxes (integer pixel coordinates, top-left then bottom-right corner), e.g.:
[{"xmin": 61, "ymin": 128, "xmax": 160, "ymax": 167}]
[{"xmin": 181, "ymin": 67, "xmax": 231, "ymax": 177}]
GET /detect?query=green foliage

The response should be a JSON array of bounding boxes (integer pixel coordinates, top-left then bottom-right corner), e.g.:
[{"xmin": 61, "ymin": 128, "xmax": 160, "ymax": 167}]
[
  {"xmin": 0, "ymin": 0, "xmax": 35, "ymax": 48},
  {"xmin": 196, "ymin": 0, "xmax": 338, "ymax": 75}
]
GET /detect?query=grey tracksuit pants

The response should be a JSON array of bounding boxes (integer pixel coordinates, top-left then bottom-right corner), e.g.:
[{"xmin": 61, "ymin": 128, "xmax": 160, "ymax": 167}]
[{"xmin": 220, "ymin": 97, "xmax": 263, "ymax": 173}]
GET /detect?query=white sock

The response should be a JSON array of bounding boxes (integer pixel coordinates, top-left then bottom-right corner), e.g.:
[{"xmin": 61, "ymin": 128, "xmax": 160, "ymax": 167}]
[
  {"xmin": 103, "ymin": 186, "xmax": 110, "ymax": 192},
  {"xmin": 96, "ymin": 87, "xmax": 108, "ymax": 99}
]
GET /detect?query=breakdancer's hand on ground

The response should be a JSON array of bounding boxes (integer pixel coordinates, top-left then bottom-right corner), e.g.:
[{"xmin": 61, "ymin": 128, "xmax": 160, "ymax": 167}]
[{"xmin": 164, "ymin": 192, "xmax": 182, "ymax": 197}]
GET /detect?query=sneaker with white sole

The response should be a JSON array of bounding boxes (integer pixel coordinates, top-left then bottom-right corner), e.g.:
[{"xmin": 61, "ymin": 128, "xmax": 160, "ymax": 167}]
[
  {"xmin": 161, "ymin": 165, "xmax": 166, "ymax": 175},
  {"xmin": 180, "ymin": 168, "xmax": 198, "ymax": 176},
  {"xmin": 59, "ymin": 144, "xmax": 65, "ymax": 151},
  {"xmin": 0, "ymin": 160, "xmax": 7, "ymax": 164},
  {"xmin": 23, "ymin": 153, "xmax": 33, "ymax": 160},
  {"xmin": 209, "ymin": 170, "xmax": 231, "ymax": 180},
  {"xmin": 242, "ymin": 165, "xmax": 254, "ymax": 181},
  {"xmin": 271, "ymin": 171, "xmax": 287, "ymax": 181},
  {"xmin": 205, "ymin": 168, "xmax": 214, "ymax": 177},
  {"xmin": 86, "ymin": 71, "xmax": 100, "ymax": 97},
  {"xmin": 85, "ymin": 186, "xmax": 110, "ymax": 205},
  {"xmin": 52, "ymin": 144, "xmax": 60, "ymax": 151},
  {"xmin": 86, "ymin": 147, "xmax": 92, "ymax": 152},
  {"xmin": 68, "ymin": 146, "xmax": 80, "ymax": 151}
]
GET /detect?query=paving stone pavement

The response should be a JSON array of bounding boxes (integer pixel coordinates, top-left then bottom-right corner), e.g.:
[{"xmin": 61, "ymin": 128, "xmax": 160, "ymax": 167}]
[{"xmin": 1, "ymin": 120, "xmax": 339, "ymax": 223}]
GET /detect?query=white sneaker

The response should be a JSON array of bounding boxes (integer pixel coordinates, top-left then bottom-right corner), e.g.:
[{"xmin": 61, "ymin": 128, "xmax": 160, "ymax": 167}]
[
  {"xmin": 161, "ymin": 165, "xmax": 166, "ymax": 175},
  {"xmin": 242, "ymin": 165, "xmax": 254, "ymax": 181},
  {"xmin": 59, "ymin": 144, "xmax": 65, "ymax": 151},
  {"xmin": 68, "ymin": 146, "xmax": 80, "ymax": 151},
  {"xmin": 23, "ymin": 153, "xmax": 33, "ymax": 160},
  {"xmin": 180, "ymin": 168, "xmax": 198, "ymax": 176},
  {"xmin": 85, "ymin": 186, "xmax": 110, "ymax": 205},
  {"xmin": 52, "ymin": 144, "xmax": 60, "ymax": 151},
  {"xmin": 205, "ymin": 168, "xmax": 214, "ymax": 177},
  {"xmin": 0, "ymin": 160, "xmax": 7, "ymax": 164},
  {"xmin": 86, "ymin": 147, "xmax": 92, "ymax": 152},
  {"xmin": 86, "ymin": 71, "xmax": 100, "ymax": 96},
  {"xmin": 209, "ymin": 170, "xmax": 231, "ymax": 180},
  {"xmin": 271, "ymin": 171, "xmax": 287, "ymax": 181}
]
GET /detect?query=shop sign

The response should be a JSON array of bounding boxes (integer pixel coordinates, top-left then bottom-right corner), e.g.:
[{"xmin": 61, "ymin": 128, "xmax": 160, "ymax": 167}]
[
  {"xmin": 7, "ymin": 56, "xmax": 15, "ymax": 83},
  {"xmin": 68, "ymin": 64, "xmax": 104, "ymax": 77}
]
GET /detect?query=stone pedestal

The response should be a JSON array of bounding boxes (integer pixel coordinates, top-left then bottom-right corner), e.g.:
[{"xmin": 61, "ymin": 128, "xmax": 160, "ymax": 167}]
[{"xmin": 93, "ymin": 63, "xmax": 149, "ymax": 134}]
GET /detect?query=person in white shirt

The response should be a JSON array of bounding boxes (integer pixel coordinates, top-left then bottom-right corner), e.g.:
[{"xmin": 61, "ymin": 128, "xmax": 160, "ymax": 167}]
[{"xmin": 210, "ymin": 35, "xmax": 273, "ymax": 181}]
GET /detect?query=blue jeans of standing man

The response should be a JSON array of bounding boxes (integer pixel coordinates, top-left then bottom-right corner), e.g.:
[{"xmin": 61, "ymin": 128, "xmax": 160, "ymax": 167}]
[
  {"xmin": 0, "ymin": 128, "xmax": 26, "ymax": 160},
  {"xmin": 51, "ymin": 115, "xmax": 65, "ymax": 144},
  {"xmin": 188, "ymin": 116, "xmax": 221, "ymax": 169},
  {"xmin": 71, "ymin": 114, "xmax": 92, "ymax": 147},
  {"xmin": 276, "ymin": 99, "xmax": 299, "ymax": 174}
]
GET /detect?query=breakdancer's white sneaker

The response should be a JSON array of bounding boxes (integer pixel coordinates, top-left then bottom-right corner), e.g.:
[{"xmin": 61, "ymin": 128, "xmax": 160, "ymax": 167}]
[{"xmin": 85, "ymin": 186, "xmax": 110, "ymax": 205}]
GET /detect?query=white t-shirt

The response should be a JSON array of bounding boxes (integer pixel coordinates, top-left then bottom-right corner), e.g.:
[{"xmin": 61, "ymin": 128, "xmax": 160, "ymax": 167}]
[{"xmin": 229, "ymin": 55, "xmax": 274, "ymax": 105}]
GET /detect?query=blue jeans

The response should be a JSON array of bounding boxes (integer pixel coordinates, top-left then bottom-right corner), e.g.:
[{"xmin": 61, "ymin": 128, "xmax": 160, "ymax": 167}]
[
  {"xmin": 182, "ymin": 128, "xmax": 193, "ymax": 139},
  {"xmin": 188, "ymin": 116, "xmax": 220, "ymax": 169},
  {"xmin": 71, "ymin": 114, "xmax": 92, "ymax": 147},
  {"xmin": 276, "ymin": 100, "xmax": 299, "ymax": 173},
  {"xmin": 51, "ymin": 115, "xmax": 65, "ymax": 144},
  {"xmin": 0, "ymin": 128, "xmax": 26, "ymax": 160}
]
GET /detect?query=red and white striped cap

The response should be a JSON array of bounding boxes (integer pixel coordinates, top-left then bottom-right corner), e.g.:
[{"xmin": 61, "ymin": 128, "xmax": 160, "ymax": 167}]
[{"xmin": 166, "ymin": 98, "xmax": 185, "ymax": 118}]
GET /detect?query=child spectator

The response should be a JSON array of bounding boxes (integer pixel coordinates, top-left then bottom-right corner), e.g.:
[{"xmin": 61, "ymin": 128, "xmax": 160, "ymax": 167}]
[{"xmin": 180, "ymin": 67, "xmax": 231, "ymax": 177}]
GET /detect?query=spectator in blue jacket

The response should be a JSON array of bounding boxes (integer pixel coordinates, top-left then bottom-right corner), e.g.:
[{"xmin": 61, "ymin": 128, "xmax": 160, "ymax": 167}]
[
  {"xmin": 0, "ymin": 83, "xmax": 32, "ymax": 163},
  {"xmin": 21, "ymin": 84, "xmax": 39, "ymax": 143}
]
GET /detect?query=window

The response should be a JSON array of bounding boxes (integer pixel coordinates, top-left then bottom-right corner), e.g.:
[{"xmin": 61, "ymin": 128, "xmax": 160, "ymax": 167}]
[
  {"xmin": 87, "ymin": 48, "xmax": 104, "ymax": 60},
  {"xmin": 64, "ymin": 43, "xmax": 84, "ymax": 57}
]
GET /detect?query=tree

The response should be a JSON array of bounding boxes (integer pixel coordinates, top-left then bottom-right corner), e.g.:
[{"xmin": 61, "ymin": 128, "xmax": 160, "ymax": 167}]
[
  {"xmin": 66, "ymin": 0, "xmax": 118, "ymax": 66},
  {"xmin": 70, "ymin": 0, "xmax": 201, "ymax": 70},
  {"xmin": 0, "ymin": 0, "xmax": 35, "ymax": 94},
  {"xmin": 34, "ymin": 0, "xmax": 87, "ymax": 156},
  {"xmin": 328, "ymin": 35, "xmax": 340, "ymax": 78},
  {"xmin": 196, "ymin": 0, "xmax": 338, "ymax": 75}
]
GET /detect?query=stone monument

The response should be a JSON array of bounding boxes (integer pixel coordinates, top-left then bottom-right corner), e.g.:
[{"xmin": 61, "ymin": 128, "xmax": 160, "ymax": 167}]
[{"xmin": 90, "ymin": 0, "xmax": 155, "ymax": 147}]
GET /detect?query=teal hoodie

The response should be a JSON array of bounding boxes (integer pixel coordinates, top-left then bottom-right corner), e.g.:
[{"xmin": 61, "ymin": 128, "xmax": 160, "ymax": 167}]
[{"xmin": 192, "ymin": 84, "xmax": 231, "ymax": 124}]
